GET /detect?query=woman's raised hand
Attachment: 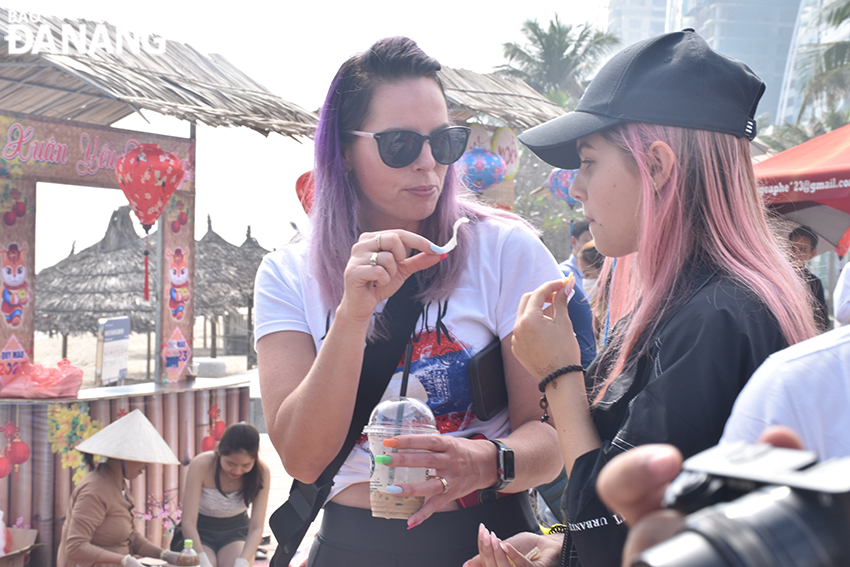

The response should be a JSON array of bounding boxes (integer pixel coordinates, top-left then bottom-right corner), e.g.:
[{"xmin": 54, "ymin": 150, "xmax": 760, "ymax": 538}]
[
  {"xmin": 512, "ymin": 277, "xmax": 582, "ymax": 379},
  {"xmin": 340, "ymin": 230, "xmax": 443, "ymax": 319},
  {"xmin": 378, "ymin": 433, "xmax": 496, "ymax": 528},
  {"xmin": 463, "ymin": 525, "xmax": 563, "ymax": 567}
]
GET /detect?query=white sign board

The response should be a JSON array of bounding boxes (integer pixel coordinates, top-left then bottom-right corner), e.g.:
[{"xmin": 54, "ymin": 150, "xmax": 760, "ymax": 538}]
[{"xmin": 96, "ymin": 317, "xmax": 131, "ymax": 386}]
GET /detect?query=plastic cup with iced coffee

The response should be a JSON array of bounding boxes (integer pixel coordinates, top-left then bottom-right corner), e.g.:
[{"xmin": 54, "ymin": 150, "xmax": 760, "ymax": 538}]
[{"xmin": 363, "ymin": 395, "xmax": 438, "ymax": 519}]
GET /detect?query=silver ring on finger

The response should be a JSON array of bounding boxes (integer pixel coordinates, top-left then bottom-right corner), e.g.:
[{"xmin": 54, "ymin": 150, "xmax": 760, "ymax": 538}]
[
  {"xmin": 369, "ymin": 252, "xmax": 379, "ymax": 266},
  {"xmin": 436, "ymin": 476, "xmax": 449, "ymax": 494},
  {"xmin": 376, "ymin": 234, "xmax": 382, "ymax": 251}
]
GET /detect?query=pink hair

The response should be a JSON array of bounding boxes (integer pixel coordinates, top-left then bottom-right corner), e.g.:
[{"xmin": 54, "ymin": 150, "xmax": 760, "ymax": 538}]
[{"xmin": 593, "ymin": 123, "xmax": 817, "ymax": 402}]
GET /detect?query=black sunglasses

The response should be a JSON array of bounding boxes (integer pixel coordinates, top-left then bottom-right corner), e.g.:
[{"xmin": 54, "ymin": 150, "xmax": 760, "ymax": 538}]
[{"xmin": 348, "ymin": 126, "xmax": 471, "ymax": 168}]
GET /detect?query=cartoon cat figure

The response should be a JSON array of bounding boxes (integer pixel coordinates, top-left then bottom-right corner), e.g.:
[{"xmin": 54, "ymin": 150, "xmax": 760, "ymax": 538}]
[
  {"xmin": 166, "ymin": 247, "xmax": 190, "ymax": 320},
  {"xmin": 0, "ymin": 243, "xmax": 29, "ymax": 327}
]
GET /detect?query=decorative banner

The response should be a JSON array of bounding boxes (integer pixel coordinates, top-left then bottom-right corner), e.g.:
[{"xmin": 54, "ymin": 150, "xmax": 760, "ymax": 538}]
[
  {"xmin": 0, "ymin": 334, "xmax": 28, "ymax": 385},
  {"xmin": 458, "ymin": 146, "xmax": 506, "ymax": 193},
  {"xmin": 465, "ymin": 123, "xmax": 490, "ymax": 152},
  {"xmin": 161, "ymin": 326, "xmax": 192, "ymax": 383},
  {"xmin": 491, "ymin": 127, "xmax": 520, "ymax": 180},
  {"xmin": 0, "ymin": 242, "xmax": 30, "ymax": 329},
  {"xmin": 160, "ymin": 191, "xmax": 194, "ymax": 382},
  {"xmin": 548, "ymin": 168, "xmax": 579, "ymax": 206},
  {"xmin": 0, "ymin": 111, "xmax": 193, "ymax": 190}
]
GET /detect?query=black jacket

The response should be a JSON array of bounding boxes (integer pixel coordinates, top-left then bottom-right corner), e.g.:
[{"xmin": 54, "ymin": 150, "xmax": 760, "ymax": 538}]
[{"xmin": 564, "ymin": 268, "xmax": 788, "ymax": 567}]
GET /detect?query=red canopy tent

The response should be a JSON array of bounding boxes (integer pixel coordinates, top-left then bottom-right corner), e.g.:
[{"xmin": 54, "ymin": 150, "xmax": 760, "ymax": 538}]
[{"xmin": 756, "ymin": 123, "xmax": 850, "ymax": 257}]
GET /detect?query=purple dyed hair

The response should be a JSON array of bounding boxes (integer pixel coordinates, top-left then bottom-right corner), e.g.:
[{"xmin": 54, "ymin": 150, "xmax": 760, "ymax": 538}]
[{"xmin": 311, "ymin": 37, "xmax": 523, "ymax": 307}]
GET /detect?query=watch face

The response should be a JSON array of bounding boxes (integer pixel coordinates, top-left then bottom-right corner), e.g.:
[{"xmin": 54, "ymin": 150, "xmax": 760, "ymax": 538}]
[{"xmin": 500, "ymin": 448, "xmax": 516, "ymax": 482}]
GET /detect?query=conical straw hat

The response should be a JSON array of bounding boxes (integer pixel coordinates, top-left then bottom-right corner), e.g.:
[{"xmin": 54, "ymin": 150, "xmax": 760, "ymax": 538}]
[{"xmin": 76, "ymin": 409, "xmax": 179, "ymax": 465}]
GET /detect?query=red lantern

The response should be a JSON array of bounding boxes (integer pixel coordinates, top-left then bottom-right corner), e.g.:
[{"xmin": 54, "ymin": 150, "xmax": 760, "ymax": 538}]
[
  {"xmin": 115, "ymin": 143, "xmax": 186, "ymax": 300},
  {"xmin": 211, "ymin": 419, "xmax": 225, "ymax": 441},
  {"xmin": 0, "ymin": 455, "xmax": 10, "ymax": 479},
  {"xmin": 295, "ymin": 171, "xmax": 314, "ymax": 215},
  {"xmin": 5, "ymin": 438, "xmax": 29, "ymax": 481},
  {"xmin": 201, "ymin": 435, "xmax": 216, "ymax": 452}
]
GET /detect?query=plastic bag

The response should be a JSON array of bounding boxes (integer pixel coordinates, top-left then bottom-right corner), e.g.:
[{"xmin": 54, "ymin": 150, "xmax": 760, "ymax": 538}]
[{"xmin": 0, "ymin": 359, "xmax": 83, "ymax": 398}]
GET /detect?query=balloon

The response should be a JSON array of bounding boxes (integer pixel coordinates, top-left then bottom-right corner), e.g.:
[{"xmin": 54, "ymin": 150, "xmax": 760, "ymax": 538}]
[
  {"xmin": 458, "ymin": 146, "xmax": 506, "ymax": 193},
  {"xmin": 491, "ymin": 128, "xmax": 520, "ymax": 180},
  {"xmin": 115, "ymin": 143, "xmax": 186, "ymax": 233},
  {"xmin": 548, "ymin": 168, "xmax": 579, "ymax": 206}
]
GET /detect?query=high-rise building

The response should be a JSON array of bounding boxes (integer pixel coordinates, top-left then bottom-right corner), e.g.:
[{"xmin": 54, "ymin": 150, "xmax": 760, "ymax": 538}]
[
  {"xmin": 607, "ymin": 0, "xmax": 668, "ymax": 47},
  {"xmin": 676, "ymin": 0, "xmax": 802, "ymax": 123}
]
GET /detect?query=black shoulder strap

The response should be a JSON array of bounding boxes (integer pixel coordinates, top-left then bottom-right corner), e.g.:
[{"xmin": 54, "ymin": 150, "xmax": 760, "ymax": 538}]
[
  {"xmin": 317, "ymin": 274, "xmax": 422, "ymax": 484},
  {"xmin": 270, "ymin": 276, "xmax": 422, "ymax": 564}
]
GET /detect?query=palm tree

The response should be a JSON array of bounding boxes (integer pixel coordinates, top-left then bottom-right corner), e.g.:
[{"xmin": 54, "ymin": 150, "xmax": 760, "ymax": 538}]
[
  {"xmin": 499, "ymin": 16, "xmax": 619, "ymax": 108},
  {"xmin": 796, "ymin": 0, "xmax": 850, "ymax": 122}
]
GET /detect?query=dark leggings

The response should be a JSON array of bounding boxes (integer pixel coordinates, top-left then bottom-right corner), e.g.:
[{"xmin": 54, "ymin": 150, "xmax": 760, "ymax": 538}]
[
  {"xmin": 171, "ymin": 511, "xmax": 250, "ymax": 554},
  {"xmin": 306, "ymin": 492, "xmax": 539, "ymax": 567}
]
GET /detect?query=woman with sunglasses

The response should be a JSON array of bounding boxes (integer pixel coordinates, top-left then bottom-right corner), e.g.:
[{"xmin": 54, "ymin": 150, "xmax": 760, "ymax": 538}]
[
  {"xmin": 466, "ymin": 30, "xmax": 817, "ymax": 567},
  {"xmin": 254, "ymin": 37, "xmax": 563, "ymax": 566}
]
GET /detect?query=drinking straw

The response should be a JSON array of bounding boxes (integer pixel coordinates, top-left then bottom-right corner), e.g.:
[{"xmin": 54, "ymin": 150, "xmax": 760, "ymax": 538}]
[
  {"xmin": 399, "ymin": 343, "xmax": 413, "ymax": 397},
  {"xmin": 388, "ymin": 343, "xmax": 414, "ymax": 487}
]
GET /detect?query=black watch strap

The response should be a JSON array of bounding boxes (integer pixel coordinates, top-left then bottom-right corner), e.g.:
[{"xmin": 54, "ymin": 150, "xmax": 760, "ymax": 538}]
[{"xmin": 486, "ymin": 439, "xmax": 515, "ymax": 491}]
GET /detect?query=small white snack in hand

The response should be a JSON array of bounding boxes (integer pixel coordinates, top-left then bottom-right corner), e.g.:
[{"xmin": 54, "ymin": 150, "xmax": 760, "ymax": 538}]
[
  {"xmin": 430, "ymin": 217, "xmax": 469, "ymax": 254},
  {"xmin": 121, "ymin": 555, "xmax": 145, "ymax": 567}
]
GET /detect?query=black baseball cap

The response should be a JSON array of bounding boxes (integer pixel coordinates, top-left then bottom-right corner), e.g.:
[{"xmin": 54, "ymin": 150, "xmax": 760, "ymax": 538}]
[{"xmin": 519, "ymin": 29, "xmax": 765, "ymax": 169}]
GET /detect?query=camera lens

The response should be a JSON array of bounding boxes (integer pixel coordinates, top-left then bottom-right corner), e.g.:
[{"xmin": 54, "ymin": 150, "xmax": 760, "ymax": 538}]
[{"xmin": 633, "ymin": 485, "xmax": 846, "ymax": 567}]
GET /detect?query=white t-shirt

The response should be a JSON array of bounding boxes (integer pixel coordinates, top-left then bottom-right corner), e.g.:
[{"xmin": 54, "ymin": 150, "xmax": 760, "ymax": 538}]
[
  {"xmin": 720, "ymin": 324, "xmax": 850, "ymax": 460},
  {"xmin": 835, "ymin": 262, "xmax": 850, "ymax": 326},
  {"xmin": 254, "ymin": 218, "xmax": 562, "ymax": 499}
]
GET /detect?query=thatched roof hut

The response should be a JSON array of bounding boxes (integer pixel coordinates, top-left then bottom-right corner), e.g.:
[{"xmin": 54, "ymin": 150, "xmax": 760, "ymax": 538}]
[
  {"xmin": 193, "ymin": 217, "xmax": 265, "ymax": 319},
  {"xmin": 36, "ymin": 208, "xmax": 269, "ymax": 336},
  {"xmin": 0, "ymin": 11, "xmax": 318, "ymax": 137},
  {"xmin": 35, "ymin": 206, "xmax": 157, "ymax": 335},
  {"xmin": 439, "ymin": 67, "xmax": 565, "ymax": 129}
]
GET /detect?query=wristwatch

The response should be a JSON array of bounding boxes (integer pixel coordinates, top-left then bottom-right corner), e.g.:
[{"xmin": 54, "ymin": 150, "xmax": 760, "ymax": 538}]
[{"xmin": 486, "ymin": 439, "xmax": 515, "ymax": 491}]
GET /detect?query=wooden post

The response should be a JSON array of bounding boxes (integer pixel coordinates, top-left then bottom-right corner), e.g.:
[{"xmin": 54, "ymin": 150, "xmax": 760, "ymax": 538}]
[{"xmin": 210, "ymin": 317, "xmax": 217, "ymax": 359}]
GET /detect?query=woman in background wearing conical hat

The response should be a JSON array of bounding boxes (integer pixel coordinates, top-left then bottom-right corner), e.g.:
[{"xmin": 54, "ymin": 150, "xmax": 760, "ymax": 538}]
[{"xmin": 56, "ymin": 409, "xmax": 185, "ymax": 567}]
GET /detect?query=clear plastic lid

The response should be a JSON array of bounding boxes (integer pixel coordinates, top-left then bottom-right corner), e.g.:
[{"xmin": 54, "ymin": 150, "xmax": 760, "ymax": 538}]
[{"xmin": 363, "ymin": 396, "xmax": 438, "ymax": 436}]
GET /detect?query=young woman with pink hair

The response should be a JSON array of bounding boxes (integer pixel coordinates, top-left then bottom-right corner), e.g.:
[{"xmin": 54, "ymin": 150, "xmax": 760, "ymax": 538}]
[{"xmin": 467, "ymin": 30, "xmax": 817, "ymax": 567}]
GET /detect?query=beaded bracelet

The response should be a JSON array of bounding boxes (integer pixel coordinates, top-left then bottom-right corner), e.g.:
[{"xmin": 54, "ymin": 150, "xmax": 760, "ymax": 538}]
[{"xmin": 538, "ymin": 365, "xmax": 584, "ymax": 423}]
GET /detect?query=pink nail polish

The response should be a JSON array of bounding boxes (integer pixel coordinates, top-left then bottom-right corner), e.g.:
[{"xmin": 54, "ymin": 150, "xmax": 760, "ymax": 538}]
[
  {"xmin": 440, "ymin": 253, "xmax": 448, "ymax": 260},
  {"xmin": 407, "ymin": 520, "xmax": 418, "ymax": 530}
]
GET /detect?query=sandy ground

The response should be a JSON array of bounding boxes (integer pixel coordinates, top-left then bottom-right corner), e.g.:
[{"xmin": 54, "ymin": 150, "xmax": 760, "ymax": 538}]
[{"xmin": 32, "ymin": 328, "xmax": 251, "ymax": 388}]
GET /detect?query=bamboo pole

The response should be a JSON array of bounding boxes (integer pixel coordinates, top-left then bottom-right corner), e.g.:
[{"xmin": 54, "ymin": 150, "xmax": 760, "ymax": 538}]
[
  {"xmin": 30, "ymin": 405, "xmax": 52, "ymax": 567},
  {"xmin": 177, "ymin": 391, "xmax": 194, "ymax": 500},
  {"xmin": 145, "ymin": 396, "xmax": 163, "ymax": 543},
  {"xmin": 195, "ymin": 390, "xmax": 210, "ymax": 453},
  {"xmin": 161, "ymin": 393, "xmax": 179, "ymax": 549},
  {"xmin": 9, "ymin": 405, "xmax": 33, "ymax": 533},
  {"xmin": 226, "ymin": 387, "xmax": 240, "ymax": 426},
  {"xmin": 53, "ymin": 440, "xmax": 70, "ymax": 566},
  {"xmin": 0, "ymin": 404, "xmax": 10, "ymax": 521},
  {"xmin": 130, "ymin": 397, "xmax": 146, "ymax": 535},
  {"xmin": 239, "ymin": 386, "xmax": 250, "ymax": 424}
]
